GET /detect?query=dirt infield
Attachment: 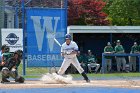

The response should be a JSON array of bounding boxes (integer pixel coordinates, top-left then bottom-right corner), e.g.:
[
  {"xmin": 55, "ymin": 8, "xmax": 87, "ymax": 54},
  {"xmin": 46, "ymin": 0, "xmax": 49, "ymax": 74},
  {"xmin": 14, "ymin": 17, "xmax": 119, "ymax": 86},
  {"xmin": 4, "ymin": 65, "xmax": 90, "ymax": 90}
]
[{"xmin": 0, "ymin": 80, "xmax": 140, "ymax": 89}]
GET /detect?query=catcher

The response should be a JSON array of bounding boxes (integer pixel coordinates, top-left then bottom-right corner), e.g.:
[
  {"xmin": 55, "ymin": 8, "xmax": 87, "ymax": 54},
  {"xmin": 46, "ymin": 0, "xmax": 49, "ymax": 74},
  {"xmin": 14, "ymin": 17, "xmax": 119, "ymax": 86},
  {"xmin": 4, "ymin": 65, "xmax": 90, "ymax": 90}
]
[{"xmin": 1, "ymin": 51, "xmax": 24, "ymax": 83}]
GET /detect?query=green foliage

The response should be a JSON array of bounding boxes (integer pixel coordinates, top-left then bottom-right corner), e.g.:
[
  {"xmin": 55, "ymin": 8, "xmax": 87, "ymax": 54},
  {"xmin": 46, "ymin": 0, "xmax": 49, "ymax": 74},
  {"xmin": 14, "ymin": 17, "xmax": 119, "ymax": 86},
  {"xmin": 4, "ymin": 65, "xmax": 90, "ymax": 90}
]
[
  {"xmin": 104, "ymin": 0, "xmax": 140, "ymax": 25},
  {"xmin": 109, "ymin": 0, "xmax": 137, "ymax": 18},
  {"xmin": 18, "ymin": 64, "xmax": 48, "ymax": 76}
]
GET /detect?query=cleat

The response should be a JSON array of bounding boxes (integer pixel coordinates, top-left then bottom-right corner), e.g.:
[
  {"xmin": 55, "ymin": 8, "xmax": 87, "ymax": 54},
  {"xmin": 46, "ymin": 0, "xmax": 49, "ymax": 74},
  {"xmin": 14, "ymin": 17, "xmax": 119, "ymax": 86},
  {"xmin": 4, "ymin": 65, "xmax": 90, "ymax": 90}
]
[{"xmin": 86, "ymin": 79, "xmax": 90, "ymax": 83}]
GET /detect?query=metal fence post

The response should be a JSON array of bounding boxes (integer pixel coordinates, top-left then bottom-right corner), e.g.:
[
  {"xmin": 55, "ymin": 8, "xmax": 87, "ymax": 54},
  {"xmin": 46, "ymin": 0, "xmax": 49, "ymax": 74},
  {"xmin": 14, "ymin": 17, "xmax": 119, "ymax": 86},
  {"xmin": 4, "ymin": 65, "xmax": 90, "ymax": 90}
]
[
  {"xmin": 102, "ymin": 53, "xmax": 105, "ymax": 73},
  {"xmin": 22, "ymin": 0, "xmax": 26, "ymax": 76}
]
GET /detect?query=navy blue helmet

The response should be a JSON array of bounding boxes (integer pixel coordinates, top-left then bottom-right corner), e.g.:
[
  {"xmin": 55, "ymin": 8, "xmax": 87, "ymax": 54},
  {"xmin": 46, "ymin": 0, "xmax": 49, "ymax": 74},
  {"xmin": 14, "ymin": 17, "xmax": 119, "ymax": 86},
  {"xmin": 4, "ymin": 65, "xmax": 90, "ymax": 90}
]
[{"xmin": 65, "ymin": 34, "xmax": 71, "ymax": 40}]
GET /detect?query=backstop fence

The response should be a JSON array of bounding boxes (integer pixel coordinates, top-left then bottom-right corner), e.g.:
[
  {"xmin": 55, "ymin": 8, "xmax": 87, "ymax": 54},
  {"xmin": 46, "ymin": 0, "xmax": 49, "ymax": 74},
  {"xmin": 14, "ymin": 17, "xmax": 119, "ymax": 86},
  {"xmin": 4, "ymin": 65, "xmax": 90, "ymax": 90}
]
[{"xmin": 0, "ymin": 0, "xmax": 68, "ymax": 77}]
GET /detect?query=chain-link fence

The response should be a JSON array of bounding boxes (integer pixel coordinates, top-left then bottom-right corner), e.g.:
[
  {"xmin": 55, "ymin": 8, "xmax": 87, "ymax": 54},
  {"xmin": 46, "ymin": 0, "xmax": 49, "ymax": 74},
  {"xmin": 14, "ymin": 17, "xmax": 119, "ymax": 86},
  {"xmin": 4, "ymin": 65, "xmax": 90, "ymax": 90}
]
[{"xmin": 0, "ymin": 0, "xmax": 68, "ymax": 78}]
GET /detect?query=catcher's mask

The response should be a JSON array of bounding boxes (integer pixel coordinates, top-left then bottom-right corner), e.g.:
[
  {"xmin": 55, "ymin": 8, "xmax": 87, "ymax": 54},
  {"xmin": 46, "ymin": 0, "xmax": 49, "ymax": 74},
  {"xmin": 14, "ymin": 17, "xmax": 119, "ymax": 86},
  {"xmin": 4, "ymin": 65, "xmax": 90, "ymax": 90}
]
[{"xmin": 4, "ymin": 46, "xmax": 10, "ymax": 53}]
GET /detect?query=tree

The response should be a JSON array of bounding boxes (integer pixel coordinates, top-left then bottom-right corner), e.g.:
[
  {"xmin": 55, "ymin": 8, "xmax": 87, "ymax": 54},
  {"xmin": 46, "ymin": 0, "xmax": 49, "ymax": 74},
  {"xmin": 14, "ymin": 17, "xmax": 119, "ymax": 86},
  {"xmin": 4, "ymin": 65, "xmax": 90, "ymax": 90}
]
[
  {"xmin": 68, "ymin": 0, "xmax": 110, "ymax": 26},
  {"xmin": 132, "ymin": 0, "xmax": 140, "ymax": 18},
  {"xmin": 107, "ymin": 0, "xmax": 140, "ymax": 26}
]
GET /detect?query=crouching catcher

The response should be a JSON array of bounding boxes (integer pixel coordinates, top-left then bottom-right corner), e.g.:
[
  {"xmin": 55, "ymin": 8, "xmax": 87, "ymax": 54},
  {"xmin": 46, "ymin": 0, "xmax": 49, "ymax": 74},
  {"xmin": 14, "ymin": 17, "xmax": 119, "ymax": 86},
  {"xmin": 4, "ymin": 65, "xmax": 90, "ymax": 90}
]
[{"xmin": 1, "ymin": 52, "xmax": 24, "ymax": 83}]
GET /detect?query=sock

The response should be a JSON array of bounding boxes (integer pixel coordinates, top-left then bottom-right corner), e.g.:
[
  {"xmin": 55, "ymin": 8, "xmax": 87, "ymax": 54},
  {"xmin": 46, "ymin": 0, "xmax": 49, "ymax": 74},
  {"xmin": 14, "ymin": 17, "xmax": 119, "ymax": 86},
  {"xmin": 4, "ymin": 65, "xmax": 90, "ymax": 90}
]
[{"xmin": 81, "ymin": 72, "xmax": 89, "ymax": 80}]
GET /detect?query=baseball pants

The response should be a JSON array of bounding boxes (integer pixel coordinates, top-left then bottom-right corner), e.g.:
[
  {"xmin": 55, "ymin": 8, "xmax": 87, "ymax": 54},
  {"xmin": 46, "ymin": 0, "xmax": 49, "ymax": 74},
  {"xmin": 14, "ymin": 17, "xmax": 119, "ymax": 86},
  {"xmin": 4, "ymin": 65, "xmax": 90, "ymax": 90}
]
[
  {"xmin": 129, "ymin": 56, "xmax": 136, "ymax": 71},
  {"xmin": 116, "ymin": 57, "xmax": 126, "ymax": 72},
  {"xmin": 1, "ymin": 67, "xmax": 18, "ymax": 80},
  {"xmin": 87, "ymin": 63, "xmax": 100, "ymax": 73},
  {"xmin": 58, "ymin": 57, "xmax": 84, "ymax": 75},
  {"xmin": 105, "ymin": 59, "xmax": 112, "ymax": 72}
]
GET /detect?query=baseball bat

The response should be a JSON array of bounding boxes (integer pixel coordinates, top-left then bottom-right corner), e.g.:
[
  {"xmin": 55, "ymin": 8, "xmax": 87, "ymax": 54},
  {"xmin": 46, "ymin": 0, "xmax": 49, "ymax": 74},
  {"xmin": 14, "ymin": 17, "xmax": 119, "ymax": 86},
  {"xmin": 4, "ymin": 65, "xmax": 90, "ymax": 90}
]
[
  {"xmin": 50, "ymin": 38, "xmax": 62, "ymax": 74},
  {"xmin": 54, "ymin": 38, "xmax": 62, "ymax": 47}
]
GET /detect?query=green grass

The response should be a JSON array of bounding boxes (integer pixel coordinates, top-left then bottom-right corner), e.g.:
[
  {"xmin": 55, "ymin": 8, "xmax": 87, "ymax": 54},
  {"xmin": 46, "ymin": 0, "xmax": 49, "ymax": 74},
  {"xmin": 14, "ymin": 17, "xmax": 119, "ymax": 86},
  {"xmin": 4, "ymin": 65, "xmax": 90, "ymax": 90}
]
[
  {"xmin": 18, "ymin": 64, "xmax": 140, "ymax": 79},
  {"xmin": 18, "ymin": 64, "xmax": 48, "ymax": 78}
]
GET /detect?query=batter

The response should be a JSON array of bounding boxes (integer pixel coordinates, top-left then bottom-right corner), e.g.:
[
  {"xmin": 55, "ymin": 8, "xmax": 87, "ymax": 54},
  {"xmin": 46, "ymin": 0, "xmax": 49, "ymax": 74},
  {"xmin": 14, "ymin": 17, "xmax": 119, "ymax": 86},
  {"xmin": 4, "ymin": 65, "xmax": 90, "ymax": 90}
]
[{"xmin": 58, "ymin": 34, "xmax": 90, "ymax": 83}]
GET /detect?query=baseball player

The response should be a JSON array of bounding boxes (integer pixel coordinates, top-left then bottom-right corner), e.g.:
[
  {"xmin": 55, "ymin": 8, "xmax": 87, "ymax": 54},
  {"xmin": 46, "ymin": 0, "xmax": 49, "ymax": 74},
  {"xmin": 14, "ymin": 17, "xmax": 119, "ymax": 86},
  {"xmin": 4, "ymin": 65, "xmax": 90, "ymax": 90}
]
[
  {"xmin": 57, "ymin": 34, "xmax": 90, "ymax": 82},
  {"xmin": 129, "ymin": 42, "xmax": 139, "ymax": 72},
  {"xmin": 115, "ymin": 40, "xmax": 126, "ymax": 72},
  {"xmin": 87, "ymin": 50, "xmax": 100, "ymax": 74},
  {"xmin": 1, "ymin": 51, "xmax": 24, "ymax": 83},
  {"xmin": 104, "ymin": 42, "xmax": 114, "ymax": 73}
]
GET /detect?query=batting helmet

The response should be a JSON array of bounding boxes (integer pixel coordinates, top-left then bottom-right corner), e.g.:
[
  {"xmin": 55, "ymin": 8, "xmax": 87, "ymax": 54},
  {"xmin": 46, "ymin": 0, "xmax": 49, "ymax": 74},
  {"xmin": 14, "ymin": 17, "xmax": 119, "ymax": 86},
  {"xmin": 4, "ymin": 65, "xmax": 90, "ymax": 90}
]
[{"xmin": 65, "ymin": 34, "xmax": 71, "ymax": 40}]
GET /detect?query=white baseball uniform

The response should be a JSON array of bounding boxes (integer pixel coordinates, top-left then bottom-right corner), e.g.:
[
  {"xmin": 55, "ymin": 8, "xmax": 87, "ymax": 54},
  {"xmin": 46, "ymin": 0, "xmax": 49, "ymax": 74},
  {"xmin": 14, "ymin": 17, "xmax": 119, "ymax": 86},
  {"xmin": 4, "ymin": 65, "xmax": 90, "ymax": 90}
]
[{"xmin": 58, "ymin": 41, "xmax": 84, "ymax": 75}]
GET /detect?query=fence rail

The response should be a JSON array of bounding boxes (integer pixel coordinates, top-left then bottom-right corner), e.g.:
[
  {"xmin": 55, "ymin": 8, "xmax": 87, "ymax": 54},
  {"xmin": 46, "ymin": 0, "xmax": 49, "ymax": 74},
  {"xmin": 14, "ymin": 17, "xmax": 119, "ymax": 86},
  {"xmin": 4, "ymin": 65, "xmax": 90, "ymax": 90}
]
[{"xmin": 102, "ymin": 53, "xmax": 140, "ymax": 73}]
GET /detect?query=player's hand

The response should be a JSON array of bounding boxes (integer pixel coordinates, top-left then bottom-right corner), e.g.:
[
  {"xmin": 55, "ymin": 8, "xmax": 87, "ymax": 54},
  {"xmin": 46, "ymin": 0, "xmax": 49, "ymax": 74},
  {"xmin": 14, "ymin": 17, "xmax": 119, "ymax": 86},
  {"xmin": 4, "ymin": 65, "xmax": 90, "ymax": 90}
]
[
  {"xmin": 61, "ymin": 52, "xmax": 69, "ymax": 57},
  {"xmin": 66, "ymin": 51, "xmax": 71, "ymax": 55},
  {"xmin": 105, "ymin": 52, "xmax": 111, "ymax": 54},
  {"xmin": 70, "ymin": 51, "xmax": 77, "ymax": 55},
  {"xmin": 61, "ymin": 51, "xmax": 67, "ymax": 55}
]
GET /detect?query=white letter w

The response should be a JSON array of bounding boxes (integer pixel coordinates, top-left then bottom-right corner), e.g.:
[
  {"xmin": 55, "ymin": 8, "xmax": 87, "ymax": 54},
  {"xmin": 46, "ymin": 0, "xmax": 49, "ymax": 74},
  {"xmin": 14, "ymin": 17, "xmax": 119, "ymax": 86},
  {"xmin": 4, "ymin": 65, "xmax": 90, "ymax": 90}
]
[{"xmin": 31, "ymin": 16, "xmax": 60, "ymax": 51}]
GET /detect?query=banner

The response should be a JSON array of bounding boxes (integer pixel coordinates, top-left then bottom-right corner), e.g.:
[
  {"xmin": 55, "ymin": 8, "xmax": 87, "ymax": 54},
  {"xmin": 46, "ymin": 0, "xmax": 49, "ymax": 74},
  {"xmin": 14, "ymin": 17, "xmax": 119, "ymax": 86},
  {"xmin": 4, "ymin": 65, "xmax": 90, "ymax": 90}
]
[
  {"xmin": 1, "ymin": 29, "xmax": 23, "ymax": 52},
  {"xmin": 26, "ymin": 8, "xmax": 67, "ymax": 67}
]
